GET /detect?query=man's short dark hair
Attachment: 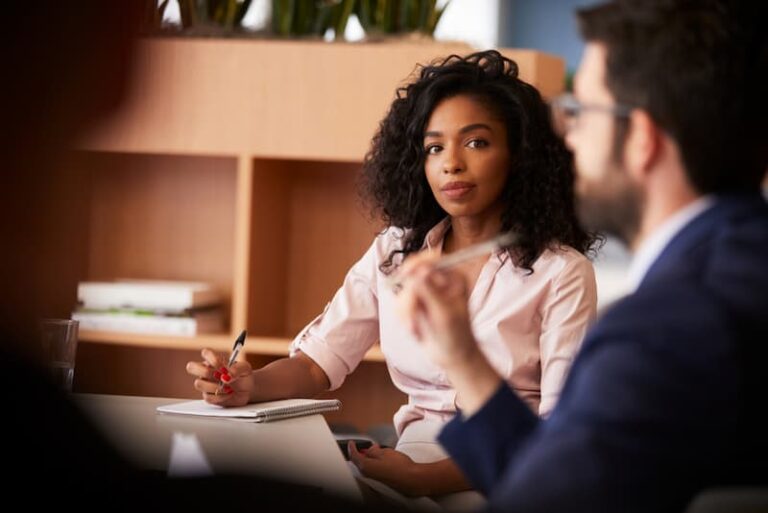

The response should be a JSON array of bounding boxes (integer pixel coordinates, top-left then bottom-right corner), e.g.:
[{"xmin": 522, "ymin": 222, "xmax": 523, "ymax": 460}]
[{"xmin": 577, "ymin": 0, "xmax": 767, "ymax": 193}]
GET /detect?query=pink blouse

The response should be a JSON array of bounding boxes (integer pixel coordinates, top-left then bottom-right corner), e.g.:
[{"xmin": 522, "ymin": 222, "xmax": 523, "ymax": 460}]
[{"xmin": 290, "ymin": 219, "xmax": 597, "ymax": 437}]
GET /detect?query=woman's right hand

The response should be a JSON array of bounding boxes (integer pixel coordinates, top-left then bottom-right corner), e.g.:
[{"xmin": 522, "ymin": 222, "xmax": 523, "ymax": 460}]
[{"xmin": 185, "ymin": 348, "xmax": 253, "ymax": 406}]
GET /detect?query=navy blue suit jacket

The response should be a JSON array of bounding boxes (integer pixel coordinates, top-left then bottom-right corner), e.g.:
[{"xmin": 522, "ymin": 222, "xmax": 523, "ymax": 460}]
[{"xmin": 439, "ymin": 193, "xmax": 768, "ymax": 513}]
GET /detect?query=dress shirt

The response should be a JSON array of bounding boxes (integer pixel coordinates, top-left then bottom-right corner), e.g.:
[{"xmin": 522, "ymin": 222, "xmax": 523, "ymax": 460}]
[
  {"xmin": 290, "ymin": 218, "xmax": 597, "ymax": 438},
  {"xmin": 626, "ymin": 196, "xmax": 714, "ymax": 292}
]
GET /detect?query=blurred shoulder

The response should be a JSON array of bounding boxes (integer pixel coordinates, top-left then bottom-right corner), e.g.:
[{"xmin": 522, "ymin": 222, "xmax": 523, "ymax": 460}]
[{"xmin": 533, "ymin": 245, "xmax": 595, "ymax": 279}]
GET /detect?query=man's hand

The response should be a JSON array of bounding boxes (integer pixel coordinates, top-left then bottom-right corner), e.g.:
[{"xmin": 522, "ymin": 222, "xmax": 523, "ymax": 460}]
[
  {"xmin": 395, "ymin": 251, "xmax": 481, "ymax": 372},
  {"xmin": 394, "ymin": 251, "xmax": 503, "ymax": 416}
]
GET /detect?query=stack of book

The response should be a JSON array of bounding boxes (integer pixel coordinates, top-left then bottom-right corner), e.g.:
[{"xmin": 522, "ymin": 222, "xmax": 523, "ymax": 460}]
[{"xmin": 72, "ymin": 280, "xmax": 224, "ymax": 336}]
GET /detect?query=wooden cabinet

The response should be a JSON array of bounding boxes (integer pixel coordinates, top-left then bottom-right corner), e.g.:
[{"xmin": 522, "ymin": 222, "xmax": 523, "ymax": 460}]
[{"xmin": 65, "ymin": 38, "xmax": 564, "ymax": 430}]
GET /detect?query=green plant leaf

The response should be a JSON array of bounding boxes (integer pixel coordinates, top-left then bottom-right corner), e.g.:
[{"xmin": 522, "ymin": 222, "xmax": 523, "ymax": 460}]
[
  {"xmin": 356, "ymin": 0, "xmax": 372, "ymax": 31},
  {"xmin": 416, "ymin": 0, "xmax": 429, "ymax": 30},
  {"xmin": 399, "ymin": 0, "xmax": 411, "ymax": 31},
  {"xmin": 211, "ymin": 0, "xmax": 222, "ymax": 23},
  {"xmin": 314, "ymin": 2, "xmax": 335, "ymax": 35},
  {"xmin": 379, "ymin": 0, "xmax": 391, "ymax": 33},
  {"xmin": 235, "ymin": 0, "xmax": 253, "ymax": 24},
  {"xmin": 295, "ymin": 0, "xmax": 314, "ymax": 34},
  {"xmin": 272, "ymin": 0, "xmax": 296, "ymax": 35},
  {"xmin": 196, "ymin": 0, "xmax": 210, "ymax": 24},
  {"xmin": 426, "ymin": 0, "xmax": 450, "ymax": 35},
  {"xmin": 223, "ymin": 0, "xmax": 239, "ymax": 28},
  {"xmin": 264, "ymin": 0, "xmax": 450, "ymax": 39},
  {"xmin": 334, "ymin": 0, "xmax": 356, "ymax": 40},
  {"xmin": 159, "ymin": 0, "xmax": 170, "ymax": 21},
  {"xmin": 141, "ymin": 0, "xmax": 166, "ymax": 30}
]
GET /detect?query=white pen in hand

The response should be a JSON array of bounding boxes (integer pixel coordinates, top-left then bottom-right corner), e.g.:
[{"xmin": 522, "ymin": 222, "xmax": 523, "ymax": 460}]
[
  {"xmin": 217, "ymin": 329, "xmax": 246, "ymax": 393},
  {"xmin": 387, "ymin": 231, "xmax": 518, "ymax": 294}
]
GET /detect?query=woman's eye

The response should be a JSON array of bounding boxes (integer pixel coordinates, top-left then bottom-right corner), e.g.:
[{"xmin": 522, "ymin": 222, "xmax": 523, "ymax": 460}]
[
  {"xmin": 467, "ymin": 139, "xmax": 488, "ymax": 149},
  {"xmin": 425, "ymin": 145, "xmax": 442, "ymax": 155}
]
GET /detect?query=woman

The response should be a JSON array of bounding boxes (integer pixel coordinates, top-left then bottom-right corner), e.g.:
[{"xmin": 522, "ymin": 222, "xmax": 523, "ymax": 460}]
[{"xmin": 186, "ymin": 50, "xmax": 599, "ymax": 506}]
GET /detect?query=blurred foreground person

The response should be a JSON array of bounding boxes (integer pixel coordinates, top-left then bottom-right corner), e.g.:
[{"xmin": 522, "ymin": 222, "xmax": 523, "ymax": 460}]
[{"xmin": 396, "ymin": 1, "xmax": 768, "ymax": 512}]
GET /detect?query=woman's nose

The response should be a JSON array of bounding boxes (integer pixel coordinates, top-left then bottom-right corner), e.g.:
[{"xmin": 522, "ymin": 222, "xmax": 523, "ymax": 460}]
[{"xmin": 442, "ymin": 147, "xmax": 465, "ymax": 174}]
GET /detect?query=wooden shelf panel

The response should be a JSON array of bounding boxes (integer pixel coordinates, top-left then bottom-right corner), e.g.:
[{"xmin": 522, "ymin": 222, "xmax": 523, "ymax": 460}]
[
  {"xmin": 82, "ymin": 152, "xmax": 237, "ymax": 290},
  {"xmin": 79, "ymin": 39, "xmax": 564, "ymax": 160},
  {"xmin": 247, "ymin": 159, "xmax": 382, "ymax": 337},
  {"xmin": 64, "ymin": 151, "xmax": 239, "ymax": 331},
  {"xmin": 79, "ymin": 330, "xmax": 385, "ymax": 362},
  {"xmin": 79, "ymin": 330, "xmax": 234, "ymax": 351}
]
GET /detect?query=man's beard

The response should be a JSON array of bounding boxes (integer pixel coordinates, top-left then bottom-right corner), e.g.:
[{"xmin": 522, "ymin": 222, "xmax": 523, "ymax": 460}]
[{"xmin": 575, "ymin": 160, "xmax": 643, "ymax": 247}]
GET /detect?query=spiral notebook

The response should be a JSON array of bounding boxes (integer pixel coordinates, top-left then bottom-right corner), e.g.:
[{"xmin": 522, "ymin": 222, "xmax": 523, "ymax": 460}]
[{"xmin": 156, "ymin": 398, "xmax": 341, "ymax": 423}]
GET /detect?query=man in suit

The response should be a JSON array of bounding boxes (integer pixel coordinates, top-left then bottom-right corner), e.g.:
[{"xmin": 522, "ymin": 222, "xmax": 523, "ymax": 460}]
[{"xmin": 395, "ymin": 1, "xmax": 768, "ymax": 512}]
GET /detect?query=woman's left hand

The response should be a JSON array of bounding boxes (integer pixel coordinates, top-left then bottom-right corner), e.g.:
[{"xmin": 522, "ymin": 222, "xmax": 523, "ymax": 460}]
[{"xmin": 348, "ymin": 442, "xmax": 425, "ymax": 497}]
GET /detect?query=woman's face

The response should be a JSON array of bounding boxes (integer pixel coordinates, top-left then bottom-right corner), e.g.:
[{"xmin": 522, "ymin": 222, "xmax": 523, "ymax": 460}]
[{"xmin": 423, "ymin": 94, "xmax": 511, "ymax": 221}]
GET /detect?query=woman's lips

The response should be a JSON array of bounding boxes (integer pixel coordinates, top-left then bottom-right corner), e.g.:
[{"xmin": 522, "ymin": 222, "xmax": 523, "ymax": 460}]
[{"xmin": 441, "ymin": 181, "xmax": 476, "ymax": 200}]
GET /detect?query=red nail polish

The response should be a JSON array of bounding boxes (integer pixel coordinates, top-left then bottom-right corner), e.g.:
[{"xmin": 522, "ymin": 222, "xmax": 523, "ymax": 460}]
[
  {"xmin": 219, "ymin": 366, "xmax": 227, "ymax": 374},
  {"xmin": 223, "ymin": 385, "xmax": 233, "ymax": 394},
  {"xmin": 213, "ymin": 371, "xmax": 222, "ymax": 379},
  {"xmin": 221, "ymin": 373, "xmax": 231, "ymax": 382}
]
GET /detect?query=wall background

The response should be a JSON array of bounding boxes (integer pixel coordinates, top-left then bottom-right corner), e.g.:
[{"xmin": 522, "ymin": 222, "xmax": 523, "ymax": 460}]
[{"xmin": 499, "ymin": 0, "xmax": 603, "ymax": 76}]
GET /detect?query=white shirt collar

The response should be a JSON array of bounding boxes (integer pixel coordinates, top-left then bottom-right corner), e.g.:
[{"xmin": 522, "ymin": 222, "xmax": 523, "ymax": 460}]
[
  {"xmin": 626, "ymin": 196, "xmax": 715, "ymax": 292},
  {"xmin": 422, "ymin": 217, "xmax": 452, "ymax": 251}
]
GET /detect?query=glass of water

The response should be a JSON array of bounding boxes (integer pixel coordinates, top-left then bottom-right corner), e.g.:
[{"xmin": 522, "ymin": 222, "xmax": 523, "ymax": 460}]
[{"xmin": 39, "ymin": 319, "xmax": 79, "ymax": 392}]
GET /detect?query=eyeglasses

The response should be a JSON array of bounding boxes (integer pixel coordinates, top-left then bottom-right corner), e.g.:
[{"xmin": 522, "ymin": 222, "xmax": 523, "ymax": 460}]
[{"xmin": 549, "ymin": 93, "xmax": 633, "ymax": 136}]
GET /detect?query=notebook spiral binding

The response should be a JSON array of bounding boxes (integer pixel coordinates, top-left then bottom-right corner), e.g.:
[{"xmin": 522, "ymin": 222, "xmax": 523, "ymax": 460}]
[{"xmin": 256, "ymin": 399, "xmax": 341, "ymax": 423}]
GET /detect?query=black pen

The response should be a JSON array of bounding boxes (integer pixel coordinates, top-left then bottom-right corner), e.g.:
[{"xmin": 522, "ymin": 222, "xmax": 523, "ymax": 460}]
[
  {"xmin": 217, "ymin": 329, "xmax": 246, "ymax": 393},
  {"xmin": 226, "ymin": 329, "xmax": 247, "ymax": 369}
]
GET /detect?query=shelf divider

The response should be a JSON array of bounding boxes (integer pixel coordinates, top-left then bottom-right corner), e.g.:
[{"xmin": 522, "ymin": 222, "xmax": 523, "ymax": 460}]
[{"xmin": 231, "ymin": 154, "xmax": 254, "ymax": 335}]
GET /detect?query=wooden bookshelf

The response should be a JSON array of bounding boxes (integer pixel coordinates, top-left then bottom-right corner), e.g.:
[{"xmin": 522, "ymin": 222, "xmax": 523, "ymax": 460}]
[
  {"xmin": 61, "ymin": 37, "xmax": 564, "ymax": 430},
  {"xmin": 78, "ymin": 330, "xmax": 385, "ymax": 361}
]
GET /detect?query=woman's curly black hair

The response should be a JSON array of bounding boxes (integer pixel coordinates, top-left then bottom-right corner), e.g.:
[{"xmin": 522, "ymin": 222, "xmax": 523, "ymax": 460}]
[{"xmin": 360, "ymin": 49, "xmax": 601, "ymax": 274}]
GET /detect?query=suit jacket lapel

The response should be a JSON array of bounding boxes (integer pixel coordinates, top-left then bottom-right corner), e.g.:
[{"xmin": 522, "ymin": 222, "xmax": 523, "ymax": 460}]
[{"xmin": 637, "ymin": 194, "xmax": 765, "ymax": 291}]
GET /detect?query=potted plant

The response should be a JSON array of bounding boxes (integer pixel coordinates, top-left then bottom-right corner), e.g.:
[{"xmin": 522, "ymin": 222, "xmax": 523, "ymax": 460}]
[
  {"xmin": 141, "ymin": 0, "xmax": 452, "ymax": 41},
  {"xmin": 355, "ymin": 0, "xmax": 451, "ymax": 40}
]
